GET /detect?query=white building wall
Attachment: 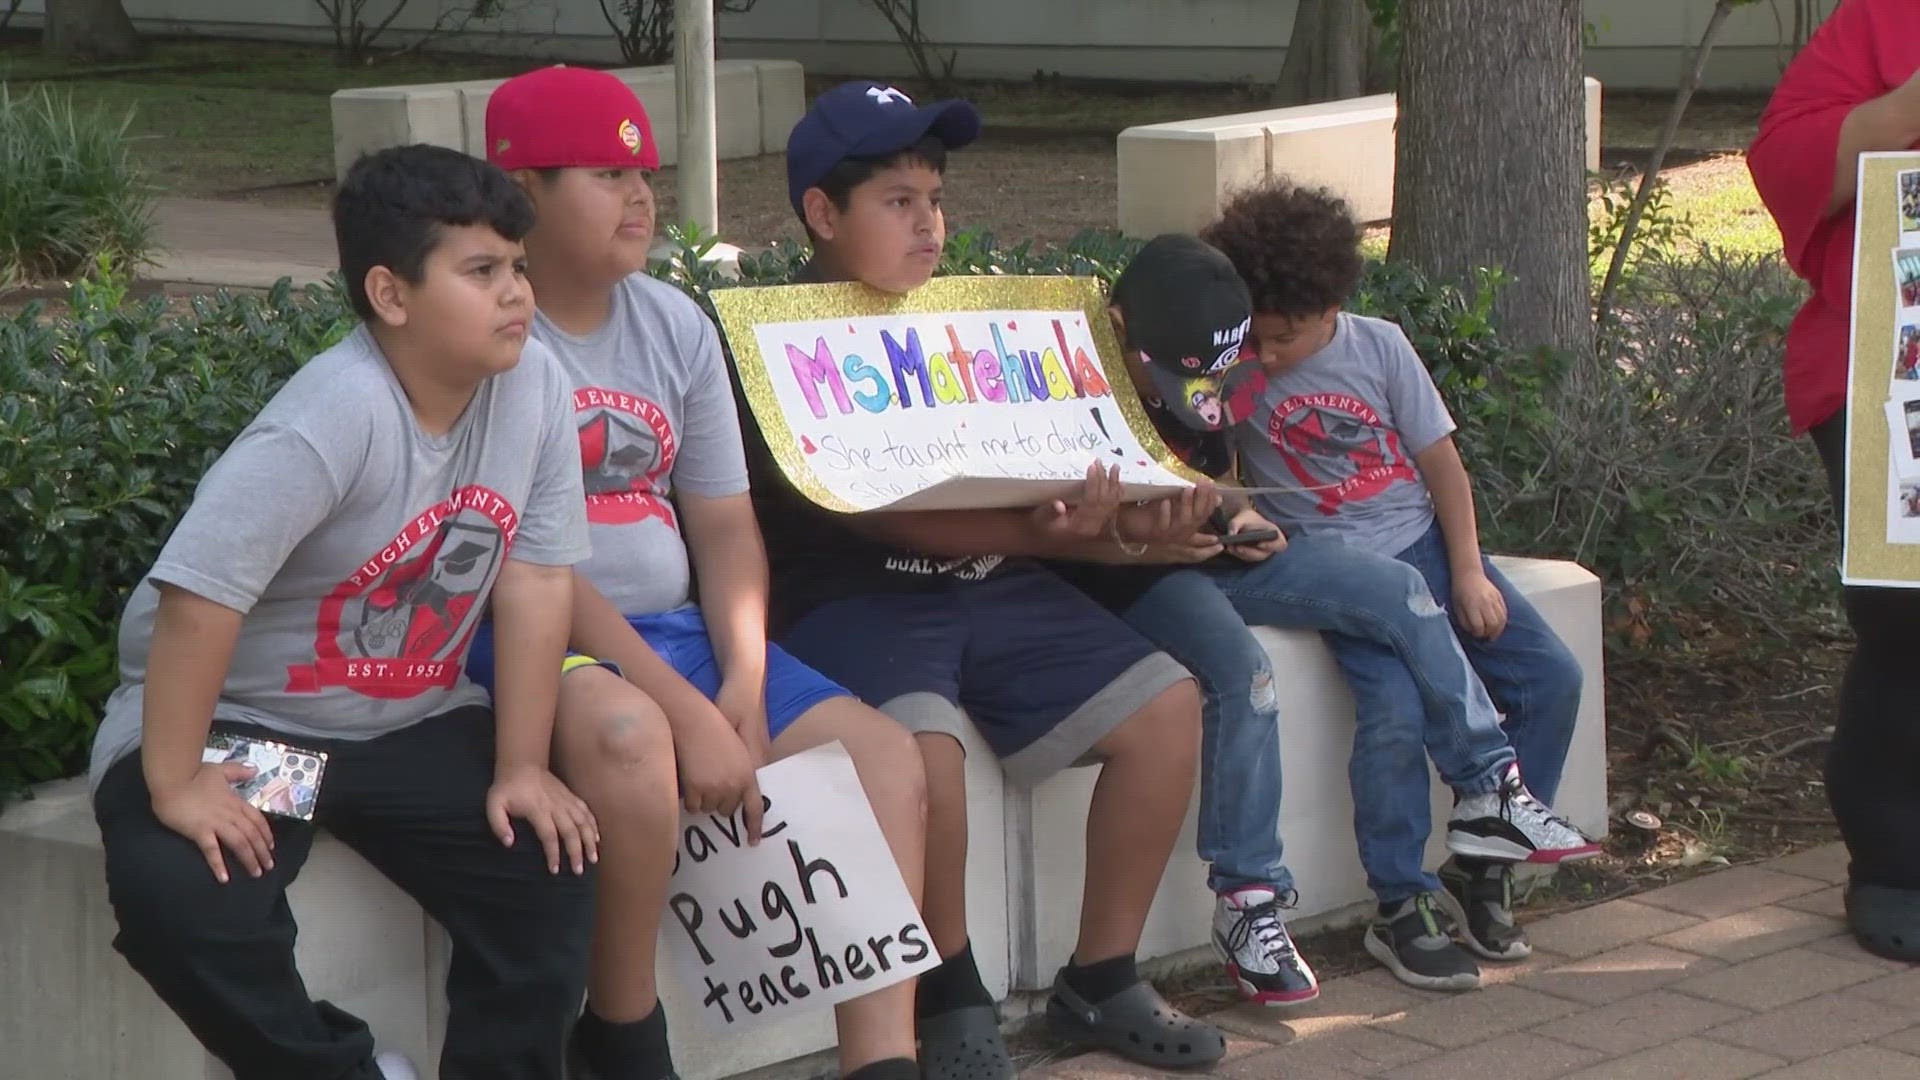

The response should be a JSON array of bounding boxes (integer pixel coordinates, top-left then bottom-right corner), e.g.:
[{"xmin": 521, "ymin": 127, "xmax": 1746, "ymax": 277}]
[{"xmin": 6, "ymin": 0, "xmax": 1843, "ymax": 89}]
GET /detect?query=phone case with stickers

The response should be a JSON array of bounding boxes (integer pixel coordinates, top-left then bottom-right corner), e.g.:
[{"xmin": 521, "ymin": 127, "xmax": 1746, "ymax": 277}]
[{"xmin": 201, "ymin": 733, "xmax": 328, "ymax": 821}]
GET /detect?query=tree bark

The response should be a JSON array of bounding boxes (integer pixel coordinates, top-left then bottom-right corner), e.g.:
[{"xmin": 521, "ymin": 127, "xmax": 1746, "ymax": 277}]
[
  {"xmin": 44, "ymin": 0, "xmax": 142, "ymax": 58},
  {"xmin": 1275, "ymin": 0, "xmax": 1370, "ymax": 106},
  {"xmin": 1388, "ymin": 0, "xmax": 1590, "ymax": 361}
]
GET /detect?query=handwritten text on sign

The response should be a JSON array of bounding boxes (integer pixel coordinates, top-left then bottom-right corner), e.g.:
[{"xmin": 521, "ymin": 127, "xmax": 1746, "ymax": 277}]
[
  {"xmin": 663, "ymin": 743, "xmax": 935, "ymax": 1029},
  {"xmin": 750, "ymin": 304, "xmax": 1191, "ymax": 510}
]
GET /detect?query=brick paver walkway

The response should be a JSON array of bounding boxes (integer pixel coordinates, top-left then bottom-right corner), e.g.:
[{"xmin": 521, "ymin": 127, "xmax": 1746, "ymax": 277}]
[{"xmin": 1032, "ymin": 844, "xmax": 1920, "ymax": 1080}]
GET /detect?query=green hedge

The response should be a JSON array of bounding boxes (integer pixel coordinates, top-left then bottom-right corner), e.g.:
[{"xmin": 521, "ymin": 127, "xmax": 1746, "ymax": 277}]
[{"xmin": 1, "ymin": 272, "xmax": 356, "ymax": 801}]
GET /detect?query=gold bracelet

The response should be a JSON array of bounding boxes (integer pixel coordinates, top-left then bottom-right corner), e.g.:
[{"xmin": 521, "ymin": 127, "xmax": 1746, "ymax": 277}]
[{"xmin": 1110, "ymin": 515, "xmax": 1148, "ymax": 556}]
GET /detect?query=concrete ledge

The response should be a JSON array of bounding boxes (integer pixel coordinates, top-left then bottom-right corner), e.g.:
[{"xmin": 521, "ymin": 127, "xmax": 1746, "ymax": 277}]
[
  {"xmin": 1012, "ymin": 555, "xmax": 1609, "ymax": 987},
  {"xmin": 1, "ymin": 555, "xmax": 1605, "ymax": 1079},
  {"xmin": 1118, "ymin": 79, "xmax": 1604, "ymax": 236},
  {"xmin": 329, "ymin": 60, "xmax": 803, "ymax": 181}
]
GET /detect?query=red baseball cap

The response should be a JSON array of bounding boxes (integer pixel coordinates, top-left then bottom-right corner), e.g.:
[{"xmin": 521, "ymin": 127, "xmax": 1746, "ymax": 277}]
[{"xmin": 486, "ymin": 65, "xmax": 660, "ymax": 172}]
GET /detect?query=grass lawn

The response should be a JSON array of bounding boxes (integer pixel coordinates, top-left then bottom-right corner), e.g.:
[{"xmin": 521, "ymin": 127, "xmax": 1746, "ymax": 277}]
[{"xmin": 0, "ymin": 37, "xmax": 531, "ymax": 194}]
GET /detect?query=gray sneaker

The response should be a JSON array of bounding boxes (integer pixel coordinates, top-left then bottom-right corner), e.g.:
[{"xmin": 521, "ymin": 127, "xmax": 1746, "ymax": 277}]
[
  {"xmin": 1437, "ymin": 857, "xmax": 1532, "ymax": 961},
  {"xmin": 1363, "ymin": 893, "xmax": 1482, "ymax": 992}
]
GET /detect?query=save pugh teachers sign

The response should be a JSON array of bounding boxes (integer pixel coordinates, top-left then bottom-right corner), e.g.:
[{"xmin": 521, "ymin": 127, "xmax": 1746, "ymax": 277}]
[{"xmin": 713, "ymin": 276, "xmax": 1203, "ymax": 513}]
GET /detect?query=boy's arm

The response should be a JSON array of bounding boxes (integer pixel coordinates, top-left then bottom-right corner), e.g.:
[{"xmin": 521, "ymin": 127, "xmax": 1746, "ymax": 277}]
[
  {"xmin": 672, "ymin": 313, "xmax": 772, "ymax": 754},
  {"xmin": 485, "ymin": 559, "xmax": 599, "ymax": 874},
  {"xmin": 848, "ymin": 474, "xmax": 1223, "ymax": 563},
  {"xmin": 677, "ymin": 491, "xmax": 772, "ymax": 762},
  {"xmin": 135, "ymin": 421, "xmax": 353, "ymax": 884},
  {"xmin": 1412, "ymin": 436, "xmax": 1507, "ymax": 639},
  {"xmin": 141, "ymin": 585, "xmax": 275, "ymax": 885},
  {"xmin": 483, "ymin": 346, "xmax": 603, "ymax": 874},
  {"xmin": 1379, "ymin": 325, "xmax": 1505, "ymax": 638}
]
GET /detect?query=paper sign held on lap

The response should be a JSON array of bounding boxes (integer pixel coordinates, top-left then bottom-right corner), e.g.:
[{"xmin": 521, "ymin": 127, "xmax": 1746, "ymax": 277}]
[{"xmin": 662, "ymin": 742, "xmax": 936, "ymax": 1030}]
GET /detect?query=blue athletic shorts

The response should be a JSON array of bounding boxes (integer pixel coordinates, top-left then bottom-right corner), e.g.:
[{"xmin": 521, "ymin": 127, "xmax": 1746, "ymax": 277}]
[
  {"xmin": 465, "ymin": 605, "xmax": 849, "ymax": 742},
  {"xmin": 776, "ymin": 562, "xmax": 1190, "ymax": 780}
]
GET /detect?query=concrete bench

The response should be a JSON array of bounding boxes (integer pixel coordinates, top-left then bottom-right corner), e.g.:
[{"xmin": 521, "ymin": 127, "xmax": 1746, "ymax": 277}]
[
  {"xmin": 1117, "ymin": 79, "xmax": 1605, "ymax": 236},
  {"xmin": 328, "ymin": 59, "xmax": 805, "ymax": 182},
  {"xmin": 1, "ymin": 556, "xmax": 1606, "ymax": 1080}
]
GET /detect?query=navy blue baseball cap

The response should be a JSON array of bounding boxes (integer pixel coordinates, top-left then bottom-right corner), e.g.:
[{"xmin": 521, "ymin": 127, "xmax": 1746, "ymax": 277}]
[{"xmin": 785, "ymin": 81, "xmax": 982, "ymax": 212}]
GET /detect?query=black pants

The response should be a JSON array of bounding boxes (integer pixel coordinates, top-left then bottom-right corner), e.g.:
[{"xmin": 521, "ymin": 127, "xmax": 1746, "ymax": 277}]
[
  {"xmin": 95, "ymin": 706, "xmax": 596, "ymax": 1080},
  {"xmin": 1811, "ymin": 415, "xmax": 1920, "ymax": 891}
]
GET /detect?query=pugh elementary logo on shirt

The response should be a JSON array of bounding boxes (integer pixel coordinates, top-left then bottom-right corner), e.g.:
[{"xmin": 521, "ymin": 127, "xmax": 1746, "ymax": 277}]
[
  {"xmin": 1265, "ymin": 392, "xmax": 1417, "ymax": 514},
  {"xmin": 287, "ymin": 485, "xmax": 518, "ymax": 699},
  {"xmin": 576, "ymin": 386, "xmax": 679, "ymax": 529}
]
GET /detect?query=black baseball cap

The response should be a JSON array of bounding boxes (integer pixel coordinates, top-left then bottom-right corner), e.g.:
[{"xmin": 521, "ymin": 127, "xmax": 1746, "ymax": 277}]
[
  {"xmin": 1110, "ymin": 234, "xmax": 1255, "ymax": 431},
  {"xmin": 786, "ymin": 81, "xmax": 982, "ymax": 212}
]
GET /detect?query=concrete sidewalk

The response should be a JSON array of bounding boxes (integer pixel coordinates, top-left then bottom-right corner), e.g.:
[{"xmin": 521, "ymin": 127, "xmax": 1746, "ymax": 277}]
[
  {"xmin": 1033, "ymin": 844, "xmax": 1920, "ymax": 1080},
  {"xmin": 151, "ymin": 197, "xmax": 333, "ymax": 289}
]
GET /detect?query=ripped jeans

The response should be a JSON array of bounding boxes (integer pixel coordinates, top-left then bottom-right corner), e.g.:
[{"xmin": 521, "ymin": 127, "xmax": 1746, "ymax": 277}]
[{"xmin": 1183, "ymin": 535, "xmax": 1535, "ymax": 902}]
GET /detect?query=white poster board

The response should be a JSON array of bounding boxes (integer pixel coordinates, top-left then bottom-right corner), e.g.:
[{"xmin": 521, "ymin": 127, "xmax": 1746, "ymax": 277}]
[
  {"xmin": 662, "ymin": 742, "xmax": 935, "ymax": 1030},
  {"xmin": 713, "ymin": 277, "xmax": 1209, "ymax": 513}
]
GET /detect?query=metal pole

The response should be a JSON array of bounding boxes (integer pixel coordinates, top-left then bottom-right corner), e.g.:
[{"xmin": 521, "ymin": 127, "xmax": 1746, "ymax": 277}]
[{"xmin": 675, "ymin": 0, "xmax": 719, "ymax": 236}]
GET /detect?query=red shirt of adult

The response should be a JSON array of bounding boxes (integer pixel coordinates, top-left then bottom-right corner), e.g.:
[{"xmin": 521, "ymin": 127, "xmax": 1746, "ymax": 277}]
[{"xmin": 1749, "ymin": 0, "xmax": 1920, "ymax": 434}]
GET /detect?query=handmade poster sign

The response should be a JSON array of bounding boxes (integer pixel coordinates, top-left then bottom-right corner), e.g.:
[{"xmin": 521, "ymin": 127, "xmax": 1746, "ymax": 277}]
[
  {"xmin": 712, "ymin": 276, "xmax": 1210, "ymax": 512},
  {"xmin": 1843, "ymin": 152, "xmax": 1920, "ymax": 582},
  {"xmin": 661, "ymin": 742, "xmax": 935, "ymax": 1030}
]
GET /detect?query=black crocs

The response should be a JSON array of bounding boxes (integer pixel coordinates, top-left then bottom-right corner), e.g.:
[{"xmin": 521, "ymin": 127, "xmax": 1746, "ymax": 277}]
[
  {"xmin": 918, "ymin": 1004, "xmax": 1016, "ymax": 1080},
  {"xmin": 1847, "ymin": 883, "xmax": 1920, "ymax": 963},
  {"xmin": 1044, "ymin": 972, "xmax": 1227, "ymax": 1070}
]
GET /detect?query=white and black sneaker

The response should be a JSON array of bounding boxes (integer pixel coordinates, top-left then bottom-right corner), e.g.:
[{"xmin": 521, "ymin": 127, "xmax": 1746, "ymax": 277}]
[
  {"xmin": 1212, "ymin": 886, "xmax": 1320, "ymax": 1006},
  {"xmin": 1364, "ymin": 893, "xmax": 1482, "ymax": 992},
  {"xmin": 1447, "ymin": 765, "xmax": 1601, "ymax": 864}
]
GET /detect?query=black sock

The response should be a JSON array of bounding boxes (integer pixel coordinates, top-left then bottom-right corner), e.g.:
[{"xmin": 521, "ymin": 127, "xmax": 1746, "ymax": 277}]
[
  {"xmin": 843, "ymin": 1058, "xmax": 920, "ymax": 1080},
  {"xmin": 573, "ymin": 1002, "xmax": 675, "ymax": 1080},
  {"xmin": 1060, "ymin": 952, "xmax": 1138, "ymax": 1004},
  {"xmin": 914, "ymin": 942, "xmax": 994, "ymax": 1017}
]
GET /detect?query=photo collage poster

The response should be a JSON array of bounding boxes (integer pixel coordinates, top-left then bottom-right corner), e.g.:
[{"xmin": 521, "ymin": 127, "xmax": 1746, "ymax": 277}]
[{"xmin": 1843, "ymin": 152, "xmax": 1920, "ymax": 584}]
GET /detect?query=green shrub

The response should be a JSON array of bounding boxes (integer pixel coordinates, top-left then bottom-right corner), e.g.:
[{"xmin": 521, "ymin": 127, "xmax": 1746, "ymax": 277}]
[
  {"xmin": 1469, "ymin": 248, "xmax": 1829, "ymax": 637},
  {"xmin": 0, "ymin": 87, "xmax": 157, "ymax": 288},
  {"xmin": 0, "ymin": 267, "xmax": 355, "ymax": 802}
]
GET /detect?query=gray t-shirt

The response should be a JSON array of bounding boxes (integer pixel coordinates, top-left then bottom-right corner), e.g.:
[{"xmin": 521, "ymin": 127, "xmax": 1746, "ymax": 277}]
[
  {"xmin": 1232, "ymin": 312, "xmax": 1456, "ymax": 558},
  {"xmin": 88, "ymin": 326, "xmax": 591, "ymax": 789},
  {"xmin": 532, "ymin": 273, "xmax": 750, "ymax": 616}
]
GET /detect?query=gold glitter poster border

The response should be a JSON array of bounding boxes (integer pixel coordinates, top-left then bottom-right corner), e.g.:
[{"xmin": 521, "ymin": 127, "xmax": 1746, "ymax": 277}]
[
  {"xmin": 1844, "ymin": 153, "xmax": 1920, "ymax": 586},
  {"xmin": 711, "ymin": 276, "xmax": 1208, "ymax": 514}
]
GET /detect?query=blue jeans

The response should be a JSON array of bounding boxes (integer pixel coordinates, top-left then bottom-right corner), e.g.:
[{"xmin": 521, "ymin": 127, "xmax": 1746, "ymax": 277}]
[
  {"xmin": 1202, "ymin": 536, "xmax": 1523, "ymax": 902},
  {"xmin": 1120, "ymin": 570, "xmax": 1289, "ymax": 896},
  {"xmin": 1377, "ymin": 522, "xmax": 1583, "ymax": 807}
]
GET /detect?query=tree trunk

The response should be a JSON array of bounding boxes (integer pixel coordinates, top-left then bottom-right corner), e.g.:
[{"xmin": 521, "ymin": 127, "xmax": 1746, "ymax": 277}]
[
  {"xmin": 1388, "ymin": 0, "xmax": 1590, "ymax": 361},
  {"xmin": 1275, "ymin": 0, "xmax": 1369, "ymax": 106},
  {"xmin": 44, "ymin": 0, "xmax": 142, "ymax": 59}
]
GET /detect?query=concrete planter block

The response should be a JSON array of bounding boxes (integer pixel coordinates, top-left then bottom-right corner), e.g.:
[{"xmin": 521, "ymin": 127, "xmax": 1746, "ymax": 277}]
[
  {"xmin": 1007, "ymin": 556, "xmax": 1609, "ymax": 988},
  {"xmin": 331, "ymin": 84, "xmax": 468, "ymax": 179},
  {"xmin": 0, "ymin": 780, "xmax": 447, "ymax": 1080},
  {"xmin": 4, "ymin": 555, "xmax": 1605, "ymax": 1078},
  {"xmin": 333, "ymin": 61, "xmax": 802, "ymax": 181},
  {"xmin": 1117, "ymin": 79, "xmax": 1605, "ymax": 237},
  {"xmin": 751, "ymin": 59, "xmax": 808, "ymax": 155}
]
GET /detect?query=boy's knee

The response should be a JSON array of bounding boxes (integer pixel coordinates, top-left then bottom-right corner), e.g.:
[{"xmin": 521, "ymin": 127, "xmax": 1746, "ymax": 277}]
[
  {"xmin": 1542, "ymin": 644, "xmax": 1584, "ymax": 705},
  {"xmin": 106, "ymin": 839, "xmax": 275, "ymax": 949},
  {"xmin": 835, "ymin": 704, "xmax": 930, "ymax": 816},
  {"xmin": 1105, "ymin": 678, "xmax": 1202, "ymax": 762},
  {"xmin": 561, "ymin": 679, "xmax": 676, "ymax": 786}
]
